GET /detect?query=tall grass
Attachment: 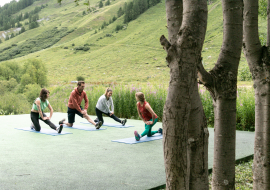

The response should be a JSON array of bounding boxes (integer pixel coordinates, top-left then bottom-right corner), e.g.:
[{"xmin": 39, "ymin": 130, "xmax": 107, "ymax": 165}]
[
  {"xmin": 47, "ymin": 83, "xmax": 255, "ymax": 131},
  {"xmin": 48, "ymin": 83, "xmax": 167, "ymax": 120}
]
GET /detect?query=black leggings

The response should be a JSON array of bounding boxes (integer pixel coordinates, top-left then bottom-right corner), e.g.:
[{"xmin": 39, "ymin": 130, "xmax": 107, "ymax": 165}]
[
  {"xmin": 95, "ymin": 107, "xmax": 121, "ymax": 125},
  {"xmin": 30, "ymin": 112, "xmax": 57, "ymax": 131}
]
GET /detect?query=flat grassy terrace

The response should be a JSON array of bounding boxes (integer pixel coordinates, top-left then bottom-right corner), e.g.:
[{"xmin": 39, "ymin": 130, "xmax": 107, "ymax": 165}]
[{"xmin": 0, "ymin": 113, "xmax": 254, "ymax": 189}]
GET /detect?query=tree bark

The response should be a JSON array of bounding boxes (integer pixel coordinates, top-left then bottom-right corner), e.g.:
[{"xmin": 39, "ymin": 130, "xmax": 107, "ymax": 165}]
[
  {"xmin": 243, "ymin": 0, "xmax": 270, "ymax": 189},
  {"xmin": 161, "ymin": 0, "xmax": 208, "ymax": 189},
  {"xmin": 198, "ymin": 1, "xmax": 243, "ymax": 189}
]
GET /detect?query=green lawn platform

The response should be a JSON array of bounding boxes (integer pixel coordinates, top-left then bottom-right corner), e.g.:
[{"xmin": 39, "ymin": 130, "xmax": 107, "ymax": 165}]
[{"xmin": 0, "ymin": 113, "xmax": 254, "ymax": 190}]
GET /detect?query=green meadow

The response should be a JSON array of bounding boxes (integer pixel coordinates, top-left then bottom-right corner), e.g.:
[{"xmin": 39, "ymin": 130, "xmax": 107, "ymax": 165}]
[{"xmin": 0, "ymin": 0, "xmax": 265, "ymax": 84}]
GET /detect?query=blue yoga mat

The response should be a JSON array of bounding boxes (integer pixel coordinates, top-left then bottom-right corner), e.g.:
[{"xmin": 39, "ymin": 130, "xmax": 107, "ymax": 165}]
[
  {"xmin": 14, "ymin": 128, "xmax": 72, "ymax": 136},
  {"xmin": 112, "ymin": 134, "xmax": 163, "ymax": 144},
  {"xmin": 63, "ymin": 125, "xmax": 106, "ymax": 131},
  {"xmin": 80, "ymin": 122, "xmax": 134, "ymax": 128}
]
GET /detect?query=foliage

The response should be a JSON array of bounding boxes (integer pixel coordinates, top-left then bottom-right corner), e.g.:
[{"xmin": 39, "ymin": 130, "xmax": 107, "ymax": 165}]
[
  {"xmin": 259, "ymin": 0, "xmax": 267, "ymax": 18},
  {"xmin": 24, "ymin": 83, "xmax": 42, "ymax": 103},
  {"xmin": 99, "ymin": 1, "xmax": 104, "ymax": 8},
  {"xmin": 236, "ymin": 87, "xmax": 255, "ymax": 131},
  {"xmin": 0, "ymin": 27, "xmax": 74, "ymax": 62},
  {"xmin": 0, "ymin": 92, "xmax": 30, "ymax": 115},
  {"xmin": 0, "ymin": 78, "xmax": 18, "ymax": 95},
  {"xmin": 199, "ymin": 86, "xmax": 255, "ymax": 131},
  {"xmin": 122, "ymin": 0, "xmax": 161, "ymax": 24},
  {"xmin": 238, "ymin": 67, "xmax": 252, "ymax": 81},
  {"xmin": 22, "ymin": 59, "xmax": 48, "ymax": 87},
  {"xmin": 209, "ymin": 159, "xmax": 253, "ymax": 189},
  {"xmin": 0, "ymin": 61, "xmax": 22, "ymax": 82},
  {"xmin": 77, "ymin": 76, "xmax": 85, "ymax": 81}
]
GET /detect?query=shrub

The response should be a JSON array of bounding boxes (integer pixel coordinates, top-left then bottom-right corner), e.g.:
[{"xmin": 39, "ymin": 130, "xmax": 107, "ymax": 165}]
[
  {"xmin": 24, "ymin": 83, "xmax": 41, "ymax": 103},
  {"xmin": 64, "ymin": 47, "xmax": 68, "ymax": 49},
  {"xmin": 83, "ymin": 46, "xmax": 90, "ymax": 51},
  {"xmin": 238, "ymin": 67, "xmax": 252, "ymax": 81},
  {"xmin": 115, "ymin": 24, "xmax": 123, "ymax": 31},
  {"xmin": 0, "ymin": 93, "xmax": 30, "ymax": 115},
  {"xmin": 74, "ymin": 46, "xmax": 84, "ymax": 50},
  {"xmin": 77, "ymin": 76, "xmax": 85, "ymax": 81}
]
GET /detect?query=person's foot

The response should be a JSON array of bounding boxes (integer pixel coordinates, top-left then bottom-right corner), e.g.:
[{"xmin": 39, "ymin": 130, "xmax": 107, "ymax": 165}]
[
  {"xmin": 95, "ymin": 121, "xmax": 102, "ymax": 129},
  {"xmin": 94, "ymin": 118, "xmax": 99, "ymax": 122},
  {"xmin": 158, "ymin": 128, "xmax": 163, "ymax": 134},
  {"xmin": 134, "ymin": 131, "xmax": 141, "ymax": 141},
  {"xmin": 30, "ymin": 122, "xmax": 34, "ymax": 130},
  {"xmin": 121, "ymin": 118, "xmax": 127, "ymax": 126},
  {"xmin": 59, "ymin": 118, "xmax": 65, "ymax": 125},
  {"xmin": 56, "ymin": 124, "xmax": 63, "ymax": 133}
]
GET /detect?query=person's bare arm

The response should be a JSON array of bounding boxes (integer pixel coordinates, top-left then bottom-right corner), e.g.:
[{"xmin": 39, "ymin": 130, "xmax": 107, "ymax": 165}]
[
  {"xmin": 145, "ymin": 103, "xmax": 157, "ymax": 125},
  {"xmin": 48, "ymin": 104, "xmax": 53, "ymax": 119}
]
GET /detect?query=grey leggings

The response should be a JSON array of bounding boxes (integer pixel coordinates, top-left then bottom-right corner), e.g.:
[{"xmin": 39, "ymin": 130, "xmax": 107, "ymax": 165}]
[{"xmin": 30, "ymin": 112, "xmax": 57, "ymax": 131}]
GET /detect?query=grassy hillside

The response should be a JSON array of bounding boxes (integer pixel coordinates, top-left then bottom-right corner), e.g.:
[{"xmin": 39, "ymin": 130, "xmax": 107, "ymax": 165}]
[{"xmin": 0, "ymin": 0, "xmax": 267, "ymax": 84}]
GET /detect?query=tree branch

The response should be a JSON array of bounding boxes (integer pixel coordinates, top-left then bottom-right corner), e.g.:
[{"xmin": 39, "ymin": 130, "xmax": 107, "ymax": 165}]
[
  {"xmin": 197, "ymin": 58, "xmax": 213, "ymax": 86},
  {"xmin": 160, "ymin": 35, "xmax": 171, "ymax": 52}
]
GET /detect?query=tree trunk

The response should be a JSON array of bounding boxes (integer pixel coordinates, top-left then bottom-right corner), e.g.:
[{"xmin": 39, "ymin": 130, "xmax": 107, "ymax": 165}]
[
  {"xmin": 197, "ymin": 1, "xmax": 243, "ymax": 189},
  {"xmin": 243, "ymin": 0, "xmax": 270, "ymax": 189},
  {"xmin": 161, "ymin": 0, "xmax": 208, "ymax": 189}
]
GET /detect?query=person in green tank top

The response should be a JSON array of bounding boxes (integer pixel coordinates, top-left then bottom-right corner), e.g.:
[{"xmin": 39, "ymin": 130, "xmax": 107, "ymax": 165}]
[{"xmin": 30, "ymin": 88, "xmax": 63, "ymax": 133}]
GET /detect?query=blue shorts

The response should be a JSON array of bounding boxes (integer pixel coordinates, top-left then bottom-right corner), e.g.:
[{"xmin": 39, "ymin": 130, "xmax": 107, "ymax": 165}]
[{"xmin": 68, "ymin": 106, "xmax": 84, "ymax": 124}]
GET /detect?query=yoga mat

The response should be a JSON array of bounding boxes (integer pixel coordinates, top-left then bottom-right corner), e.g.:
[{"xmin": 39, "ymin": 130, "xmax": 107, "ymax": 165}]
[
  {"xmin": 112, "ymin": 134, "xmax": 163, "ymax": 144},
  {"xmin": 14, "ymin": 128, "xmax": 72, "ymax": 136},
  {"xmin": 80, "ymin": 122, "xmax": 134, "ymax": 128},
  {"xmin": 63, "ymin": 125, "xmax": 106, "ymax": 131}
]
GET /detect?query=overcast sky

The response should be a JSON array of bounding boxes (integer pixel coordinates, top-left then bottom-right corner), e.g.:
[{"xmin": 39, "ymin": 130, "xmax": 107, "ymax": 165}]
[{"xmin": 0, "ymin": 0, "xmax": 17, "ymax": 7}]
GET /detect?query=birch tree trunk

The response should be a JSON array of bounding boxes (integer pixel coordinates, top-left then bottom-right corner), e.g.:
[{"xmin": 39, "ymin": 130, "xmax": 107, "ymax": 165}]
[
  {"xmin": 197, "ymin": 1, "xmax": 243, "ymax": 189},
  {"xmin": 161, "ymin": 0, "xmax": 209, "ymax": 189},
  {"xmin": 243, "ymin": 0, "xmax": 270, "ymax": 189}
]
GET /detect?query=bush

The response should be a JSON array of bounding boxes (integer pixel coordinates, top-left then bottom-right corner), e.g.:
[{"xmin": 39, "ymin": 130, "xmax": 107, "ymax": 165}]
[
  {"xmin": 24, "ymin": 83, "xmax": 41, "ymax": 103},
  {"xmin": 77, "ymin": 76, "xmax": 85, "ymax": 81},
  {"xmin": 83, "ymin": 47, "xmax": 90, "ymax": 51},
  {"xmin": 238, "ymin": 67, "xmax": 252, "ymax": 81},
  {"xmin": 64, "ymin": 47, "xmax": 68, "ymax": 49},
  {"xmin": 74, "ymin": 46, "xmax": 84, "ymax": 50},
  {"xmin": 115, "ymin": 24, "xmax": 123, "ymax": 31},
  {"xmin": 0, "ymin": 93, "xmax": 30, "ymax": 115}
]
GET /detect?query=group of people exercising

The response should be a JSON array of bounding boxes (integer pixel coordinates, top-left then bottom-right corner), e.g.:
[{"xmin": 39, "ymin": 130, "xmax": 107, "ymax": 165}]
[{"xmin": 30, "ymin": 81, "xmax": 162, "ymax": 141}]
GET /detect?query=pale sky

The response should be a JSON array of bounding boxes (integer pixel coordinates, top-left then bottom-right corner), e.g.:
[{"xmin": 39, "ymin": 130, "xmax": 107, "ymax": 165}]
[{"xmin": 0, "ymin": 0, "xmax": 17, "ymax": 7}]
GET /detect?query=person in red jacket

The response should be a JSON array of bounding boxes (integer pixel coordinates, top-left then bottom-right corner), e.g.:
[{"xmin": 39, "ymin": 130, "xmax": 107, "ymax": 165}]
[{"xmin": 59, "ymin": 81, "xmax": 102, "ymax": 129}]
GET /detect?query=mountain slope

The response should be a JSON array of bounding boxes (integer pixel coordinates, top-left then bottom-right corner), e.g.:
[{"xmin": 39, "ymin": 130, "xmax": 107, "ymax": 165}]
[{"xmin": 0, "ymin": 0, "xmax": 267, "ymax": 84}]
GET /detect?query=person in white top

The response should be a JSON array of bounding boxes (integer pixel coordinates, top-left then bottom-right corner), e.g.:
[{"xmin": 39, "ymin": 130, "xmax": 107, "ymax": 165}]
[{"xmin": 95, "ymin": 87, "xmax": 127, "ymax": 126}]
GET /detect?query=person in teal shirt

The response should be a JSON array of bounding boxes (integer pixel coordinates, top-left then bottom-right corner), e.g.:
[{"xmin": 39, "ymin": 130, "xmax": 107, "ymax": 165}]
[{"xmin": 30, "ymin": 88, "xmax": 63, "ymax": 133}]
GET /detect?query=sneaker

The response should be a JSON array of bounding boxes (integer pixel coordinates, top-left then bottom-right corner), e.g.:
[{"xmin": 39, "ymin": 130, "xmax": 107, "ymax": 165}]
[
  {"xmin": 94, "ymin": 118, "xmax": 99, "ymax": 123},
  {"xmin": 134, "ymin": 131, "xmax": 141, "ymax": 141},
  {"xmin": 30, "ymin": 122, "xmax": 34, "ymax": 130},
  {"xmin": 158, "ymin": 128, "xmax": 163, "ymax": 134},
  {"xmin": 95, "ymin": 121, "xmax": 102, "ymax": 129},
  {"xmin": 57, "ymin": 124, "xmax": 63, "ymax": 133},
  {"xmin": 59, "ymin": 118, "xmax": 65, "ymax": 125},
  {"xmin": 121, "ymin": 118, "xmax": 127, "ymax": 126}
]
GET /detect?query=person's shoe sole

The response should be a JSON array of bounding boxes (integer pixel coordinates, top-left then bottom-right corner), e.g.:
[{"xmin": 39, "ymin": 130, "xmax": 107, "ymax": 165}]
[
  {"xmin": 95, "ymin": 121, "xmax": 102, "ymax": 129},
  {"xmin": 58, "ymin": 124, "xmax": 63, "ymax": 133},
  {"xmin": 134, "ymin": 131, "xmax": 140, "ymax": 141},
  {"xmin": 122, "ymin": 119, "xmax": 127, "ymax": 126},
  {"xmin": 59, "ymin": 118, "xmax": 65, "ymax": 125},
  {"xmin": 158, "ymin": 128, "xmax": 163, "ymax": 134}
]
